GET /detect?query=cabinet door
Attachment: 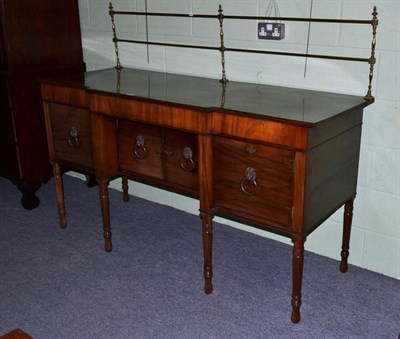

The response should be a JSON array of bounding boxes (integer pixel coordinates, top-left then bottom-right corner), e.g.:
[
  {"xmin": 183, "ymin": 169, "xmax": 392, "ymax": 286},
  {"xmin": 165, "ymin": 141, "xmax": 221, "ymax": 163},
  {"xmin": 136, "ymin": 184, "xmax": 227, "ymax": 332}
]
[{"xmin": 213, "ymin": 136, "xmax": 295, "ymax": 230}]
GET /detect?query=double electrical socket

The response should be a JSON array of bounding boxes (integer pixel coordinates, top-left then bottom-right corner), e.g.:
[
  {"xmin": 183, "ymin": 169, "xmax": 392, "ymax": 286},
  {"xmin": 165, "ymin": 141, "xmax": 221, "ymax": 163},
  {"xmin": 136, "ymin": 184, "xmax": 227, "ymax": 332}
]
[{"xmin": 257, "ymin": 22, "xmax": 285, "ymax": 40}]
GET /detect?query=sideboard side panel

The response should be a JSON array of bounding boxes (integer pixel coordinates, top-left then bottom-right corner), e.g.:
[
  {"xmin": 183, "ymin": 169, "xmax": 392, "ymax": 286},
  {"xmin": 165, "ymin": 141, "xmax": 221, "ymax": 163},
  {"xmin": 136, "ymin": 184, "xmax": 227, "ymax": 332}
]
[{"xmin": 303, "ymin": 111, "xmax": 364, "ymax": 234}]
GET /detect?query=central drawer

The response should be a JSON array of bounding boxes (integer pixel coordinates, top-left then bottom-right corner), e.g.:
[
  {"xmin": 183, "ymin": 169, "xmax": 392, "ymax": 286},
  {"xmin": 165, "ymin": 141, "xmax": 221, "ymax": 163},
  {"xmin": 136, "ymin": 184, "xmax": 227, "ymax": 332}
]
[
  {"xmin": 213, "ymin": 136, "xmax": 295, "ymax": 230},
  {"xmin": 118, "ymin": 121, "xmax": 199, "ymax": 195}
]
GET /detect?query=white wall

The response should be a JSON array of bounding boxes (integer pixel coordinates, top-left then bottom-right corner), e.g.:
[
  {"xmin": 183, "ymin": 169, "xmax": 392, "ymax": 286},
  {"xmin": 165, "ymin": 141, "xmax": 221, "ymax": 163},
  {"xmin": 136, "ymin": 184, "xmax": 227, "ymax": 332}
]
[{"xmin": 76, "ymin": 0, "xmax": 400, "ymax": 279}]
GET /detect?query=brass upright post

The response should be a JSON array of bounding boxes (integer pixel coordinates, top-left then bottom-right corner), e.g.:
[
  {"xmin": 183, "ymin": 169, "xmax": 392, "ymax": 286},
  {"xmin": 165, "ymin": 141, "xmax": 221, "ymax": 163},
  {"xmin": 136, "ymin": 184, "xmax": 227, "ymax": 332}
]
[
  {"xmin": 218, "ymin": 5, "xmax": 228, "ymax": 84},
  {"xmin": 364, "ymin": 6, "xmax": 378, "ymax": 100},
  {"xmin": 109, "ymin": 2, "xmax": 123, "ymax": 70}
]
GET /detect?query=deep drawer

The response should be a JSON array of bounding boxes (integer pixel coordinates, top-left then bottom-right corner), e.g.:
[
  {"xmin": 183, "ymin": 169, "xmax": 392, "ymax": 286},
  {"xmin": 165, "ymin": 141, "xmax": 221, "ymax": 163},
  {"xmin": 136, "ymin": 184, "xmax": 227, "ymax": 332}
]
[
  {"xmin": 213, "ymin": 136, "xmax": 294, "ymax": 230},
  {"xmin": 48, "ymin": 103, "xmax": 93, "ymax": 171}
]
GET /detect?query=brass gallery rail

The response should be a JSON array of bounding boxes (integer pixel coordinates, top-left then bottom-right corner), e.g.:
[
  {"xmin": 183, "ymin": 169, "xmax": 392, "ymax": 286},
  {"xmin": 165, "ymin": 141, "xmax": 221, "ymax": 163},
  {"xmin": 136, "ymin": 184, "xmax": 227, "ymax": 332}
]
[{"xmin": 108, "ymin": 2, "xmax": 378, "ymax": 99}]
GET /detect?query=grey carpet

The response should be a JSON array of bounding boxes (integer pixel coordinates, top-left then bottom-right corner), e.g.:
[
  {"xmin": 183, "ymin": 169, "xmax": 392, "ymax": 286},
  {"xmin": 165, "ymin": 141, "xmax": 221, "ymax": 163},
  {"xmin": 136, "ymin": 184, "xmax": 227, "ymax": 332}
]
[{"xmin": 0, "ymin": 175, "xmax": 399, "ymax": 339}]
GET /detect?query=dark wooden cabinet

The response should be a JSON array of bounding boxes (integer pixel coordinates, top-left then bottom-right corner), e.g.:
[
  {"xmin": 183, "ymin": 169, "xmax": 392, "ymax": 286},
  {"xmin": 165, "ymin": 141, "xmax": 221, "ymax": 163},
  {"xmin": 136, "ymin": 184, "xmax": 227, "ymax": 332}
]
[{"xmin": 0, "ymin": 0, "xmax": 84, "ymax": 208}]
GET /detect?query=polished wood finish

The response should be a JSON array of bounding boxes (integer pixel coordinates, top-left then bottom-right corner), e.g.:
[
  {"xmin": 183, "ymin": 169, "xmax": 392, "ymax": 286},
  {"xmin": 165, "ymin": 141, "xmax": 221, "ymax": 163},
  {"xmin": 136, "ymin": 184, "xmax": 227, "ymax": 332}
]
[
  {"xmin": 0, "ymin": 0, "xmax": 84, "ymax": 208},
  {"xmin": 41, "ymin": 67, "xmax": 373, "ymax": 323}
]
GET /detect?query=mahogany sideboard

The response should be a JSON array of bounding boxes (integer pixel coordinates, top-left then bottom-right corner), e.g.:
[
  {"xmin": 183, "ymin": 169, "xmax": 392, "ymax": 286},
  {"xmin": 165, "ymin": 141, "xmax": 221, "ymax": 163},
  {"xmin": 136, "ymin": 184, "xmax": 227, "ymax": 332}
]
[
  {"xmin": 0, "ymin": 0, "xmax": 84, "ymax": 209},
  {"xmin": 41, "ymin": 67, "xmax": 373, "ymax": 323}
]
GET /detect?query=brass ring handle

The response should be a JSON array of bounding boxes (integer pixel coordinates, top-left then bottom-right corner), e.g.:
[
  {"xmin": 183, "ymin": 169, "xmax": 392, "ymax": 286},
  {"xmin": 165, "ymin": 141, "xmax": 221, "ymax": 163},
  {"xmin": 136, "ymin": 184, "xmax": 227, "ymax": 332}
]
[
  {"xmin": 133, "ymin": 135, "xmax": 148, "ymax": 159},
  {"xmin": 240, "ymin": 167, "xmax": 258, "ymax": 195},
  {"xmin": 67, "ymin": 126, "xmax": 80, "ymax": 148},
  {"xmin": 180, "ymin": 146, "xmax": 195, "ymax": 171}
]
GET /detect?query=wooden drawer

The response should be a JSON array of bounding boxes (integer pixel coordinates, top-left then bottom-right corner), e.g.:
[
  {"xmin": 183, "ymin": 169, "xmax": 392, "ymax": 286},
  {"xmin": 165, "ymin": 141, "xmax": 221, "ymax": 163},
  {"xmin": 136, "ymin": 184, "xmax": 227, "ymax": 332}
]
[
  {"xmin": 162, "ymin": 128, "xmax": 199, "ymax": 192},
  {"xmin": 48, "ymin": 103, "xmax": 93, "ymax": 171},
  {"xmin": 213, "ymin": 136, "xmax": 294, "ymax": 230},
  {"xmin": 118, "ymin": 121, "xmax": 199, "ymax": 194},
  {"xmin": 119, "ymin": 121, "xmax": 163, "ymax": 178}
]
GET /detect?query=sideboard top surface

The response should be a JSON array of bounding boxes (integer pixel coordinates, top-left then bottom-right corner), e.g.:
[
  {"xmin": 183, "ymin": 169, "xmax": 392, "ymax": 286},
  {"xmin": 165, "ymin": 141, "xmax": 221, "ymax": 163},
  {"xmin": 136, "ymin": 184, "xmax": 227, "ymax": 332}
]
[{"xmin": 42, "ymin": 67, "xmax": 373, "ymax": 127}]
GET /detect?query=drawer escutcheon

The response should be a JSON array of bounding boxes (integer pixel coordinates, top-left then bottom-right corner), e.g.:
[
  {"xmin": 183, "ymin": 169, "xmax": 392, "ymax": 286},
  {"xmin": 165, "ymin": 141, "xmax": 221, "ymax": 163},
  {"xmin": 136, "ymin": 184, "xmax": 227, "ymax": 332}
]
[{"xmin": 246, "ymin": 145, "xmax": 256, "ymax": 156}]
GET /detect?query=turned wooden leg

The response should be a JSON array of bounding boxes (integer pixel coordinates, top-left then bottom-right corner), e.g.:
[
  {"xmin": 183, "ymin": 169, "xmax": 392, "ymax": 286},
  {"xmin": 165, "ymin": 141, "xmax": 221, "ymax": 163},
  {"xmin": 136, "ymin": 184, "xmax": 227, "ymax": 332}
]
[
  {"xmin": 98, "ymin": 179, "xmax": 112, "ymax": 252},
  {"xmin": 200, "ymin": 209, "xmax": 213, "ymax": 294},
  {"xmin": 122, "ymin": 176, "xmax": 129, "ymax": 202},
  {"xmin": 291, "ymin": 235, "xmax": 305, "ymax": 324},
  {"xmin": 52, "ymin": 163, "xmax": 67, "ymax": 229},
  {"xmin": 340, "ymin": 197, "xmax": 354, "ymax": 273},
  {"xmin": 198, "ymin": 134, "xmax": 214, "ymax": 294}
]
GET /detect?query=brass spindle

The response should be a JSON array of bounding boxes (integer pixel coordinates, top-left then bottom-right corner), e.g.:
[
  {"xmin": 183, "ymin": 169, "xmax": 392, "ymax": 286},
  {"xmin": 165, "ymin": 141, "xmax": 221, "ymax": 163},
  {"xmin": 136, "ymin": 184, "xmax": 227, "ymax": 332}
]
[
  {"xmin": 220, "ymin": 81, "xmax": 227, "ymax": 108},
  {"xmin": 116, "ymin": 68, "xmax": 121, "ymax": 93},
  {"xmin": 109, "ymin": 2, "xmax": 123, "ymax": 70},
  {"xmin": 218, "ymin": 5, "xmax": 228, "ymax": 84},
  {"xmin": 364, "ymin": 6, "xmax": 378, "ymax": 100}
]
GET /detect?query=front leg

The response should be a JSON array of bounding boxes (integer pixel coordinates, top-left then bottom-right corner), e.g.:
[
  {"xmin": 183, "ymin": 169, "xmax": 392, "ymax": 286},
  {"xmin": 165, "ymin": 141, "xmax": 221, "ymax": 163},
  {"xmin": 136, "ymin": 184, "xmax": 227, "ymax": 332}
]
[
  {"xmin": 291, "ymin": 235, "xmax": 305, "ymax": 323},
  {"xmin": 198, "ymin": 134, "xmax": 214, "ymax": 294},
  {"xmin": 52, "ymin": 162, "xmax": 67, "ymax": 229},
  {"xmin": 340, "ymin": 197, "xmax": 354, "ymax": 273},
  {"xmin": 98, "ymin": 179, "xmax": 112, "ymax": 252},
  {"xmin": 200, "ymin": 209, "xmax": 213, "ymax": 294}
]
